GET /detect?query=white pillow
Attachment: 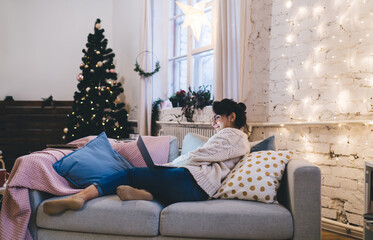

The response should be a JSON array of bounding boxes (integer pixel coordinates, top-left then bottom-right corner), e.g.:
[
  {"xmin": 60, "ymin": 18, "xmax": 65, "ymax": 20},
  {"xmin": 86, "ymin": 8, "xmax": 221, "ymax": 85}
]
[
  {"xmin": 180, "ymin": 133, "xmax": 209, "ymax": 155},
  {"xmin": 213, "ymin": 150, "xmax": 293, "ymax": 203}
]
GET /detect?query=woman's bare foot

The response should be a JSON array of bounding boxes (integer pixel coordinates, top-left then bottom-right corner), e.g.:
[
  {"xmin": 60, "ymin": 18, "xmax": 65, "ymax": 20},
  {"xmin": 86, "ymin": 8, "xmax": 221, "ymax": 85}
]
[
  {"xmin": 116, "ymin": 185, "xmax": 153, "ymax": 201},
  {"xmin": 43, "ymin": 195, "xmax": 85, "ymax": 215}
]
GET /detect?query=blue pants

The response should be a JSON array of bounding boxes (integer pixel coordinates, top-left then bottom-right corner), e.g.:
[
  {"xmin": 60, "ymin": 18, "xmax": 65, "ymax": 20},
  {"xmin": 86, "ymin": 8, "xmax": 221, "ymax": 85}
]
[{"xmin": 94, "ymin": 167, "xmax": 209, "ymax": 204}]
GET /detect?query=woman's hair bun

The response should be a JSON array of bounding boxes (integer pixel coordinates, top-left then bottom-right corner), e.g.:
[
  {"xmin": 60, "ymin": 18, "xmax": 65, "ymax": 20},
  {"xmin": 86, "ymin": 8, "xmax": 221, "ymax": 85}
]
[{"xmin": 238, "ymin": 102, "xmax": 246, "ymax": 111}]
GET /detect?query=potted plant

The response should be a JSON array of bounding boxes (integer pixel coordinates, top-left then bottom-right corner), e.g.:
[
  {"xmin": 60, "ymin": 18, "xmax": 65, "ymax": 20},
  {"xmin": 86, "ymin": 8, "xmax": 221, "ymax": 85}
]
[
  {"xmin": 193, "ymin": 85, "xmax": 212, "ymax": 110},
  {"xmin": 182, "ymin": 91, "xmax": 195, "ymax": 122},
  {"xmin": 181, "ymin": 86, "xmax": 212, "ymax": 122},
  {"xmin": 169, "ymin": 89, "xmax": 186, "ymax": 107}
]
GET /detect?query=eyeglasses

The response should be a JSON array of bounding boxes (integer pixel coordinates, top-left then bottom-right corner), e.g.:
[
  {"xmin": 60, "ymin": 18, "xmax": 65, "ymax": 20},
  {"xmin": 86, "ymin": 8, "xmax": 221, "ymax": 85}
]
[{"xmin": 211, "ymin": 115, "xmax": 221, "ymax": 122}]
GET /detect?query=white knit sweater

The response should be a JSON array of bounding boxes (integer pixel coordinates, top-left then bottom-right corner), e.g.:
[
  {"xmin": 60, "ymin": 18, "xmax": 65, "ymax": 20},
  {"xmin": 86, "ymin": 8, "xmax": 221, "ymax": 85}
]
[{"xmin": 171, "ymin": 127, "xmax": 250, "ymax": 196}]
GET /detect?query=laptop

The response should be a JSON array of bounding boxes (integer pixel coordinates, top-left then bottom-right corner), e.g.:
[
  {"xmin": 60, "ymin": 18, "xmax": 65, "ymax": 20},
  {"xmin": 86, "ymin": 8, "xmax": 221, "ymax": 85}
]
[{"xmin": 137, "ymin": 135, "xmax": 174, "ymax": 168}]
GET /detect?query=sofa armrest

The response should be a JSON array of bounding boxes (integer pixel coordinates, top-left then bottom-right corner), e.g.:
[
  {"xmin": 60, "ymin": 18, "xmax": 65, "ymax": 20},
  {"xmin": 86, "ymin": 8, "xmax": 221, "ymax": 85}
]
[
  {"xmin": 28, "ymin": 190, "xmax": 54, "ymax": 240},
  {"xmin": 282, "ymin": 159, "xmax": 321, "ymax": 240}
]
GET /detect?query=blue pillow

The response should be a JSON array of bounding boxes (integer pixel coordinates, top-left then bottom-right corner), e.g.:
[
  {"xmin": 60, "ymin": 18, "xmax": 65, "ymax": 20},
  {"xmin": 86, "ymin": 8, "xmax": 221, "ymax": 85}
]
[
  {"xmin": 53, "ymin": 132, "xmax": 133, "ymax": 188},
  {"xmin": 250, "ymin": 135, "xmax": 276, "ymax": 153}
]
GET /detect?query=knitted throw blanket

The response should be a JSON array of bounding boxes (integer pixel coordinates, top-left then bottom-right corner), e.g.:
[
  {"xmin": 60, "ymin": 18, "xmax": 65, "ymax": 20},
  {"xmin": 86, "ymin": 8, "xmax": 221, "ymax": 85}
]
[{"xmin": 0, "ymin": 135, "xmax": 170, "ymax": 240}]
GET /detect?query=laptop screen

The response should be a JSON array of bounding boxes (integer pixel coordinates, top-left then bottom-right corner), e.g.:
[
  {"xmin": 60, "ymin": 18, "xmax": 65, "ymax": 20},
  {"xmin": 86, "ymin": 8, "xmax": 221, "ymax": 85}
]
[{"xmin": 136, "ymin": 136, "xmax": 155, "ymax": 167}]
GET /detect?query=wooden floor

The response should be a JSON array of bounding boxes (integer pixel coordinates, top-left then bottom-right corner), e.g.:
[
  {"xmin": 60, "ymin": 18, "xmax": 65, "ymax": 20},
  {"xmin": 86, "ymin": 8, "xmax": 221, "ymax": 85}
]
[{"xmin": 322, "ymin": 230, "xmax": 360, "ymax": 240}]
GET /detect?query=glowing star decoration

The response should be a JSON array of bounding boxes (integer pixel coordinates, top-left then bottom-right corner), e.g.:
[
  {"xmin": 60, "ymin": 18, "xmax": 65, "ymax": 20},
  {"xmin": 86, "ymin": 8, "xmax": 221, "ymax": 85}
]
[{"xmin": 175, "ymin": 0, "xmax": 210, "ymax": 42}]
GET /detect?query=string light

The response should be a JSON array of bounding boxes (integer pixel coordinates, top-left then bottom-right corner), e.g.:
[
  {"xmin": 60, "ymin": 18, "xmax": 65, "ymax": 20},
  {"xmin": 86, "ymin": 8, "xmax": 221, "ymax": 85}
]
[
  {"xmin": 298, "ymin": 7, "xmax": 308, "ymax": 18},
  {"xmin": 286, "ymin": 69, "xmax": 294, "ymax": 78},
  {"xmin": 286, "ymin": 34, "xmax": 295, "ymax": 43},
  {"xmin": 285, "ymin": 0, "xmax": 292, "ymax": 9},
  {"xmin": 272, "ymin": 0, "xmax": 373, "ymax": 166},
  {"xmin": 313, "ymin": 6, "xmax": 324, "ymax": 17}
]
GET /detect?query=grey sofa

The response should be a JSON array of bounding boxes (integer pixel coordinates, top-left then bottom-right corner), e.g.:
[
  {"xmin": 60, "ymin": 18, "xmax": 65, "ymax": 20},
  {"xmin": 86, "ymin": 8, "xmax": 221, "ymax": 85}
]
[{"xmin": 28, "ymin": 136, "xmax": 321, "ymax": 240}]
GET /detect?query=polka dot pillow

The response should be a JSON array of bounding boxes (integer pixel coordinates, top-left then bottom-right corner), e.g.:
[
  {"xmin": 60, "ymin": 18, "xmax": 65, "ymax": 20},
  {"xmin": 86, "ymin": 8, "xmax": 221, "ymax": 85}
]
[{"xmin": 213, "ymin": 150, "xmax": 294, "ymax": 203}]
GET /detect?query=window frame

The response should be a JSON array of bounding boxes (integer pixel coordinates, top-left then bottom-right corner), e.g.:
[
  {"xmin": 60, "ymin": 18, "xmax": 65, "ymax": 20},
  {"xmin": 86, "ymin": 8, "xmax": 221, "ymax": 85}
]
[{"xmin": 168, "ymin": 0, "xmax": 215, "ymax": 96}]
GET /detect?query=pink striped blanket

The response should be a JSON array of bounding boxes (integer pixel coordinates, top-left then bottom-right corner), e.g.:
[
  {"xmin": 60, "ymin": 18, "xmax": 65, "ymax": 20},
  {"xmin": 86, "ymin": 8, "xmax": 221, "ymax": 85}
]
[{"xmin": 0, "ymin": 135, "xmax": 170, "ymax": 240}]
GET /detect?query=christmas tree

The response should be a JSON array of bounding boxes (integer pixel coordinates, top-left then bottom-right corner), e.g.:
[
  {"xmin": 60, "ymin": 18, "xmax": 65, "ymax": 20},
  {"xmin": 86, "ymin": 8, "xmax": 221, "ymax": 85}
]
[{"xmin": 63, "ymin": 19, "xmax": 132, "ymax": 141}]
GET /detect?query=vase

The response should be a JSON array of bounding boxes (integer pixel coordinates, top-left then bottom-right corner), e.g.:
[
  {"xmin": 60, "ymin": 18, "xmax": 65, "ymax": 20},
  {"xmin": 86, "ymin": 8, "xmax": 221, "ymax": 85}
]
[
  {"xmin": 171, "ymin": 101, "xmax": 178, "ymax": 108},
  {"xmin": 178, "ymin": 100, "xmax": 186, "ymax": 108}
]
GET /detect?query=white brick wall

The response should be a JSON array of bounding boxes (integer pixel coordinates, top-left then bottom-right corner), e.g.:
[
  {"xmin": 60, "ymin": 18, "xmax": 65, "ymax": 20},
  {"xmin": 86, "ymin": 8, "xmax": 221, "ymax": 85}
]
[{"xmin": 246, "ymin": 0, "xmax": 373, "ymax": 227}]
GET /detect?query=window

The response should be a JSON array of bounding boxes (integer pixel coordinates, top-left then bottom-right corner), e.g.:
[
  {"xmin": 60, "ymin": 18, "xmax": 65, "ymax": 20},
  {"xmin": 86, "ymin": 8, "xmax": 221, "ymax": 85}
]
[{"xmin": 168, "ymin": 0, "xmax": 215, "ymax": 97}]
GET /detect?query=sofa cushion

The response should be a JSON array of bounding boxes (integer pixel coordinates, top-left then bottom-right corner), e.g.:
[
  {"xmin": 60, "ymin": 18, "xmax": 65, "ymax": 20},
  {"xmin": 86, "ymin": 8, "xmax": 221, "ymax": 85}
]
[
  {"xmin": 53, "ymin": 132, "xmax": 133, "ymax": 188},
  {"xmin": 168, "ymin": 136, "xmax": 179, "ymax": 162},
  {"xmin": 160, "ymin": 199, "xmax": 293, "ymax": 239},
  {"xmin": 180, "ymin": 133, "xmax": 209, "ymax": 155},
  {"xmin": 214, "ymin": 150, "xmax": 293, "ymax": 203},
  {"xmin": 250, "ymin": 135, "xmax": 276, "ymax": 152},
  {"xmin": 37, "ymin": 195, "xmax": 163, "ymax": 237}
]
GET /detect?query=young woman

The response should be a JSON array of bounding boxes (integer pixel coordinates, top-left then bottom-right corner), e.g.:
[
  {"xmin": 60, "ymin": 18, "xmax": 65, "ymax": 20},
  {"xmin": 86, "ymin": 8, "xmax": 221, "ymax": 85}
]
[{"xmin": 44, "ymin": 98, "xmax": 250, "ymax": 215}]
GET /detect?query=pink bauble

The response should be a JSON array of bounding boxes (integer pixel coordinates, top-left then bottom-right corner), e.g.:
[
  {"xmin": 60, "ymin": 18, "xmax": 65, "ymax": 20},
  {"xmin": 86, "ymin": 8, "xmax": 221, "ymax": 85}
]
[
  {"xmin": 110, "ymin": 69, "xmax": 115, "ymax": 73},
  {"xmin": 95, "ymin": 23, "xmax": 101, "ymax": 29},
  {"xmin": 77, "ymin": 73, "xmax": 84, "ymax": 81},
  {"xmin": 97, "ymin": 61, "xmax": 103, "ymax": 67}
]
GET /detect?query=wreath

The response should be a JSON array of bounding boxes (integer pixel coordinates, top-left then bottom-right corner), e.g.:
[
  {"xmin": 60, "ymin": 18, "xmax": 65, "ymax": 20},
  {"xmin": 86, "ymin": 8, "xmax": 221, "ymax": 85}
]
[{"xmin": 134, "ymin": 51, "xmax": 161, "ymax": 78}]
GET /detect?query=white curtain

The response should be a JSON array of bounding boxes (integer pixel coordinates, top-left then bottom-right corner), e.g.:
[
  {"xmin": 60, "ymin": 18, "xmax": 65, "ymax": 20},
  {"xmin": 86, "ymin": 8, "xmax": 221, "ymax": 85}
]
[
  {"xmin": 138, "ymin": 0, "xmax": 154, "ymax": 136},
  {"xmin": 214, "ymin": 0, "xmax": 252, "ymax": 102}
]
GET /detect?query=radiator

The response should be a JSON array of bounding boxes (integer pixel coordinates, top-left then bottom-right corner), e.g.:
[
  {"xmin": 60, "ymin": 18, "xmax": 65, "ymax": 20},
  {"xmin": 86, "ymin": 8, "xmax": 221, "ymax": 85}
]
[{"xmin": 157, "ymin": 121, "xmax": 214, "ymax": 148}]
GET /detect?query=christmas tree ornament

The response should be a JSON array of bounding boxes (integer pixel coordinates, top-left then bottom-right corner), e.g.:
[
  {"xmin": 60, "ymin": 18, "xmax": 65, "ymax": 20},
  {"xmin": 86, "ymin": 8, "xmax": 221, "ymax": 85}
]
[
  {"xmin": 63, "ymin": 128, "xmax": 68, "ymax": 133},
  {"xmin": 96, "ymin": 51, "xmax": 100, "ymax": 54},
  {"xmin": 80, "ymin": 63, "xmax": 84, "ymax": 67},
  {"xmin": 97, "ymin": 61, "xmax": 103, "ymax": 67},
  {"xmin": 62, "ymin": 135, "xmax": 66, "ymax": 140},
  {"xmin": 109, "ymin": 68, "xmax": 115, "ymax": 73},
  {"xmin": 85, "ymin": 65, "xmax": 89, "ymax": 68},
  {"xmin": 77, "ymin": 73, "xmax": 84, "ymax": 81},
  {"xmin": 90, "ymin": 69, "xmax": 94, "ymax": 73},
  {"xmin": 86, "ymin": 87, "xmax": 90, "ymax": 92},
  {"xmin": 95, "ymin": 23, "xmax": 101, "ymax": 29}
]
